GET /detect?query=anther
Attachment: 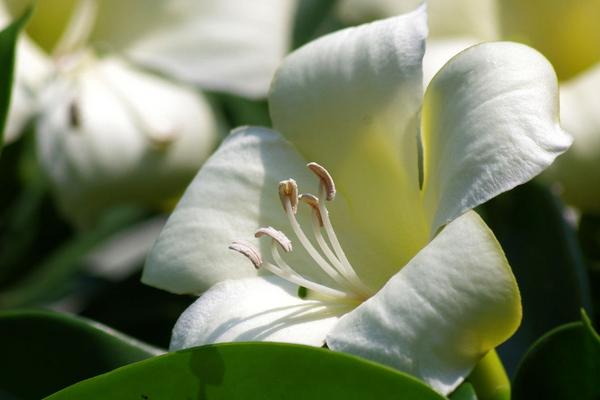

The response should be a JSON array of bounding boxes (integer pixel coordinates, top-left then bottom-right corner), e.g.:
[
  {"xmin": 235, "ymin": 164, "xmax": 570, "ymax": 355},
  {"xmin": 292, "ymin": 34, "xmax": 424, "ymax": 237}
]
[
  {"xmin": 255, "ymin": 227, "xmax": 293, "ymax": 252},
  {"xmin": 229, "ymin": 241, "xmax": 262, "ymax": 269},
  {"xmin": 278, "ymin": 179, "xmax": 298, "ymax": 214},
  {"xmin": 307, "ymin": 162, "xmax": 336, "ymax": 201},
  {"xmin": 299, "ymin": 193, "xmax": 323, "ymax": 226}
]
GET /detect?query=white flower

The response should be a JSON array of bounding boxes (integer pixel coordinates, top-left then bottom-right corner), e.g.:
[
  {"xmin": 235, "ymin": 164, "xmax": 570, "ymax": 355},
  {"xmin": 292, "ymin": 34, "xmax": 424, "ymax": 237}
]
[
  {"xmin": 337, "ymin": 0, "xmax": 600, "ymax": 212},
  {"xmin": 143, "ymin": 7, "xmax": 571, "ymax": 395},
  {"xmin": 4, "ymin": 0, "xmax": 297, "ymax": 226}
]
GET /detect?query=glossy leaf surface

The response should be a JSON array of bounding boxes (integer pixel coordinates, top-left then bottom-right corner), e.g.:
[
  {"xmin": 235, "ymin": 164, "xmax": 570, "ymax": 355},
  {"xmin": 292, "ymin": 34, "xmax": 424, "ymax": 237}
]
[
  {"xmin": 47, "ymin": 342, "xmax": 446, "ymax": 400},
  {"xmin": 512, "ymin": 311, "xmax": 600, "ymax": 399}
]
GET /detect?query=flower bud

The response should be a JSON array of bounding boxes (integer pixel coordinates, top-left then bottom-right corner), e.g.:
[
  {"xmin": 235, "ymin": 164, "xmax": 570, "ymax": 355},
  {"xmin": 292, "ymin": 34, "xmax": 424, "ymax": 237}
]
[{"xmin": 36, "ymin": 56, "xmax": 218, "ymax": 227}]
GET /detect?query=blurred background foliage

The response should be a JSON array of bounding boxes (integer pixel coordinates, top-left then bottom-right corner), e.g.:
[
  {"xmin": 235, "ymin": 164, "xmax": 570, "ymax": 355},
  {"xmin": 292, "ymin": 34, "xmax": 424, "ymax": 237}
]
[{"xmin": 0, "ymin": 0, "xmax": 599, "ymax": 399}]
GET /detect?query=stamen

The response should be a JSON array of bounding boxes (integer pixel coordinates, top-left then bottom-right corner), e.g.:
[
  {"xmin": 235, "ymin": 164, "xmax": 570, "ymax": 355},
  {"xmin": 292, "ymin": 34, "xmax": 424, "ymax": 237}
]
[
  {"xmin": 317, "ymin": 183, "xmax": 372, "ymax": 296},
  {"xmin": 268, "ymin": 243, "xmax": 352, "ymax": 299},
  {"xmin": 298, "ymin": 193, "xmax": 350, "ymax": 281},
  {"xmin": 307, "ymin": 162, "xmax": 336, "ymax": 200},
  {"xmin": 309, "ymin": 213, "xmax": 351, "ymax": 281},
  {"xmin": 229, "ymin": 236, "xmax": 348, "ymax": 299},
  {"xmin": 281, "ymin": 196, "xmax": 356, "ymax": 293},
  {"xmin": 300, "ymin": 194, "xmax": 371, "ymax": 297},
  {"xmin": 270, "ymin": 242, "xmax": 298, "ymax": 276},
  {"xmin": 248, "ymin": 161, "xmax": 372, "ymax": 302},
  {"xmin": 255, "ymin": 227, "xmax": 292, "ymax": 252},
  {"xmin": 228, "ymin": 241, "xmax": 262, "ymax": 269},
  {"xmin": 299, "ymin": 193, "xmax": 323, "ymax": 226},
  {"xmin": 279, "ymin": 179, "xmax": 298, "ymax": 214}
]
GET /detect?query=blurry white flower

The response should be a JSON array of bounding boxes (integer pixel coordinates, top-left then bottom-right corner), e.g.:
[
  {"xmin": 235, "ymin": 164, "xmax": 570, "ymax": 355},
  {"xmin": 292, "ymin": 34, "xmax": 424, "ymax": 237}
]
[
  {"xmin": 37, "ymin": 56, "xmax": 218, "ymax": 226},
  {"xmin": 4, "ymin": 0, "xmax": 297, "ymax": 226}
]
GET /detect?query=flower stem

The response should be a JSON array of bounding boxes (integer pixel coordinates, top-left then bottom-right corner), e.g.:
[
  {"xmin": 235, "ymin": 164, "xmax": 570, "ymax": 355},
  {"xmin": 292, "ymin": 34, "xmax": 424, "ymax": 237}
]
[{"xmin": 468, "ymin": 349, "xmax": 510, "ymax": 400}]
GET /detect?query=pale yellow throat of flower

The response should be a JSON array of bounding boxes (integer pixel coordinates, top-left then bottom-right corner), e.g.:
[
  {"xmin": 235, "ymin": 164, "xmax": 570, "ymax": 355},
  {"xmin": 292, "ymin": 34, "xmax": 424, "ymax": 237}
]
[{"xmin": 229, "ymin": 162, "xmax": 374, "ymax": 305}]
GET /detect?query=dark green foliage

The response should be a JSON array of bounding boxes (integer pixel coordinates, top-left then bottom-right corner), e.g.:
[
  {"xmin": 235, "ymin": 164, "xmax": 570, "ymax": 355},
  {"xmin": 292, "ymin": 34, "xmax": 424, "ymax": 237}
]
[{"xmin": 0, "ymin": 309, "xmax": 160, "ymax": 399}]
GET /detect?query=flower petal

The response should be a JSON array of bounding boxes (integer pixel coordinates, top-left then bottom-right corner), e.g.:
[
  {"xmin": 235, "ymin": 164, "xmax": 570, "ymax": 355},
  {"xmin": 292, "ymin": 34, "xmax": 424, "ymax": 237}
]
[
  {"xmin": 542, "ymin": 63, "xmax": 600, "ymax": 211},
  {"xmin": 337, "ymin": 0, "xmax": 498, "ymax": 40},
  {"xmin": 326, "ymin": 211, "xmax": 521, "ymax": 395},
  {"xmin": 170, "ymin": 276, "xmax": 344, "ymax": 350},
  {"xmin": 421, "ymin": 42, "xmax": 572, "ymax": 233},
  {"xmin": 36, "ymin": 57, "xmax": 218, "ymax": 227},
  {"xmin": 143, "ymin": 124, "xmax": 413, "ymax": 296},
  {"xmin": 270, "ymin": 6, "xmax": 430, "ymax": 280},
  {"xmin": 91, "ymin": 0, "xmax": 296, "ymax": 98},
  {"xmin": 143, "ymin": 126, "xmax": 325, "ymax": 294}
]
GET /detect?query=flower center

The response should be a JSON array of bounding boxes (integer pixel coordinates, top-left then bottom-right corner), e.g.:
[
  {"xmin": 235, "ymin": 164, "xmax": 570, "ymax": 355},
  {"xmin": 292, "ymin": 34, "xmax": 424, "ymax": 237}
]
[{"xmin": 230, "ymin": 162, "xmax": 373, "ymax": 302}]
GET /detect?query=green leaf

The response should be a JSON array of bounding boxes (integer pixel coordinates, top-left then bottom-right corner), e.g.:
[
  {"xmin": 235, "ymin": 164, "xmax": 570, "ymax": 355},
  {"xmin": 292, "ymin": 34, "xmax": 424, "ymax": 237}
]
[
  {"xmin": 512, "ymin": 310, "xmax": 600, "ymax": 400},
  {"xmin": 0, "ymin": 309, "xmax": 162, "ymax": 399},
  {"xmin": 450, "ymin": 383, "xmax": 478, "ymax": 400},
  {"xmin": 0, "ymin": 7, "xmax": 31, "ymax": 154},
  {"xmin": 578, "ymin": 214, "xmax": 600, "ymax": 325},
  {"xmin": 47, "ymin": 343, "xmax": 445, "ymax": 400},
  {"xmin": 480, "ymin": 181, "xmax": 592, "ymax": 374}
]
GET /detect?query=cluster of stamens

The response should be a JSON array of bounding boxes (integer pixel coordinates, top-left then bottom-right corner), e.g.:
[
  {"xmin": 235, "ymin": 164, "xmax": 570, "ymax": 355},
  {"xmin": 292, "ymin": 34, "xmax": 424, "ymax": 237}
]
[{"xmin": 229, "ymin": 162, "xmax": 372, "ymax": 301}]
